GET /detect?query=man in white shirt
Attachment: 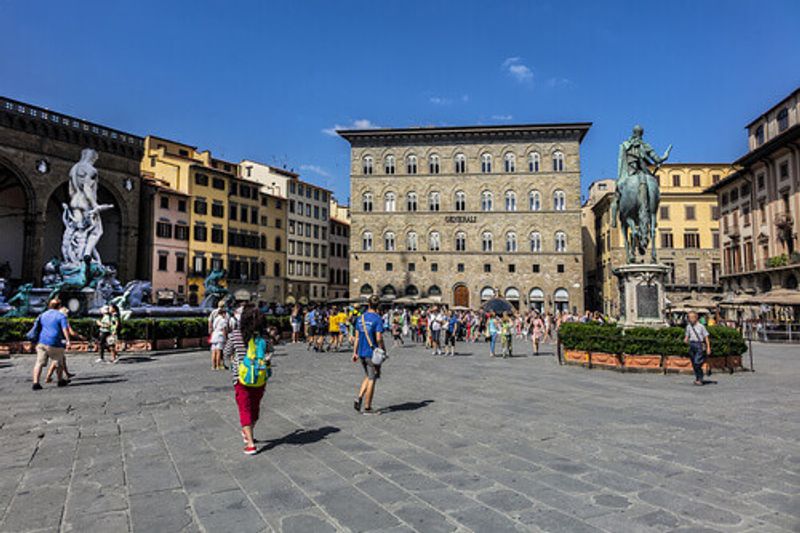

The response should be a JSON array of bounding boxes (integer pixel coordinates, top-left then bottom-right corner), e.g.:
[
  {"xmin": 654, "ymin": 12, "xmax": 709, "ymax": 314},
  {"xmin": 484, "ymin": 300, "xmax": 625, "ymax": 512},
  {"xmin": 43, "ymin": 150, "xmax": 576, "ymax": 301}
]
[
  {"xmin": 429, "ymin": 307, "xmax": 445, "ymax": 355},
  {"xmin": 684, "ymin": 312, "xmax": 711, "ymax": 386}
]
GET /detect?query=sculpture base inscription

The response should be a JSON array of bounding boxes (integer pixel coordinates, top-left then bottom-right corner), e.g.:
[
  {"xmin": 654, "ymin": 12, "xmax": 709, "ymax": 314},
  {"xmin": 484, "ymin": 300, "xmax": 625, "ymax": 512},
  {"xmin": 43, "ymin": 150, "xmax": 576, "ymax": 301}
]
[{"xmin": 613, "ymin": 264, "xmax": 671, "ymax": 328}]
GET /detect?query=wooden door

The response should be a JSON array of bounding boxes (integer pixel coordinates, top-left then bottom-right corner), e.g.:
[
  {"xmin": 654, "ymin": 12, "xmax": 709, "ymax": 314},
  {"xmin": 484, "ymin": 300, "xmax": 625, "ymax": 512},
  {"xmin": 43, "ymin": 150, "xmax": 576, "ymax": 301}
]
[{"xmin": 453, "ymin": 285, "xmax": 469, "ymax": 308}]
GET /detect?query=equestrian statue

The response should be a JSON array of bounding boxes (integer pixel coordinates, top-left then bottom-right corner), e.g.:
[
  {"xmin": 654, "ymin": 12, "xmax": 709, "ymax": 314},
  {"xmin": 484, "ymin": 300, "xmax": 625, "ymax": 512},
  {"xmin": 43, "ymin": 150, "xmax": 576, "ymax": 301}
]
[{"xmin": 611, "ymin": 125, "xmax": 672, "ymax": 263}]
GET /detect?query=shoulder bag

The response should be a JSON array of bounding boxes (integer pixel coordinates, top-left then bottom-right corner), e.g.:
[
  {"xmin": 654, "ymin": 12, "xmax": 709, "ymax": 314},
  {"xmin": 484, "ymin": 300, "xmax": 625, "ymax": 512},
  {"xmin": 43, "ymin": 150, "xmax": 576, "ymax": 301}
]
[{"xmin": 361, "ymin": 315, "xmax": 387, "ymax": 365}]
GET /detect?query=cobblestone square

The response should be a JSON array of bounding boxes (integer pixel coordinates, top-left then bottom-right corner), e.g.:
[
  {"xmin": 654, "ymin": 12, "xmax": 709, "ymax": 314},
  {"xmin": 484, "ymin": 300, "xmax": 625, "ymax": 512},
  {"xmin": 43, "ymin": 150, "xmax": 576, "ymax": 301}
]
[{"xmin": 0, "ymin": 340, "xmax": 798, "ymax": 532}]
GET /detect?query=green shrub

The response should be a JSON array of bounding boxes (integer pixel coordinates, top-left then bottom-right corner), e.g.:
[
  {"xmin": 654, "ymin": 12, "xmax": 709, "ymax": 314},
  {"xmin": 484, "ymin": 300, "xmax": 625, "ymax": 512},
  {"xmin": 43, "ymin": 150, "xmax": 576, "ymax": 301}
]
[{"xmin": 558, "ymin": 322, "xmax": 746, "ymax": 357}]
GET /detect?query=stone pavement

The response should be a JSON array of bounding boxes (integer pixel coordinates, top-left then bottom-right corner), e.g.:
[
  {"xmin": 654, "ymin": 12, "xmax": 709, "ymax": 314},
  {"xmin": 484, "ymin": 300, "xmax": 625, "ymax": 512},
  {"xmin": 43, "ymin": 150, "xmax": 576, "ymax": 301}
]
[{"xmin": 0, "ymin": 339, "xmax": 798, "ymax": 532}]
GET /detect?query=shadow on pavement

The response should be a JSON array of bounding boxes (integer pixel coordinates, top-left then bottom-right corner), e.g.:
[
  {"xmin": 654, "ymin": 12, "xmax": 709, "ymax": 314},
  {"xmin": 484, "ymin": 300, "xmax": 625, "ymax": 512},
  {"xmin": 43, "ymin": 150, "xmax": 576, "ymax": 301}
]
[
  {"xmin": 116, "ymin": 356, "xmax": 155, "ymax": 364},
  {"xmin": 66, "ymin": 377, "xmax": 128, "ymax": 387},
  {"xmin": 380, "ymin": 400, "xmax": 434, "ymax": 413},
  {"xmin": 259, "ymin": 426, "xmax": 341, "ymax": 452}
]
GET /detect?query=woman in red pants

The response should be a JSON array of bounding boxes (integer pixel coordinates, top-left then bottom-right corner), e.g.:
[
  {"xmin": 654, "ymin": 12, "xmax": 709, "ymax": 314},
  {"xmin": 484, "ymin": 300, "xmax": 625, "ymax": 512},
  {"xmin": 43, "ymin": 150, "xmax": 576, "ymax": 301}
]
[{"xmin": 224, "ymin": 303, "xmax": 272, "ymax": 455}]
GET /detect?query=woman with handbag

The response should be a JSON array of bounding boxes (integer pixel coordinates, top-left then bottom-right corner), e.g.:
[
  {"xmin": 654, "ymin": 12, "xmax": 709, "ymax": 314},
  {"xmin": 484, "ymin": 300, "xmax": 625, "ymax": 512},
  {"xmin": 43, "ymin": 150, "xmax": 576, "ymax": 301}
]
[
  {"xmin": 225, "ymin": 304, "xmax": 272, "ymax": 455},
  {"xmin": 352, "ymin": 295, "xmax": 385, "ymax": 415}
]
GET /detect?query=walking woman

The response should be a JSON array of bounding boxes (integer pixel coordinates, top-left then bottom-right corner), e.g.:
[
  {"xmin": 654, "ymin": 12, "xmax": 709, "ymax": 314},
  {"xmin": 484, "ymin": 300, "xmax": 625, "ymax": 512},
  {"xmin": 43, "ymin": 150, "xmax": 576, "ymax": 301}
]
[
  {"xmin": 210, "ymin": 307, "xmax": 228, "ymax": 370},
  {"xmin": 225, "ymin": 304, "xmax": 272, "ymax": 455},
  {"xmin": 530, "ymin": 312, "xmax": 544, "ymax": 356},
  {"xmin": 487, "ymin": 312, "xmax": 499, "ymax": 357},
  {"xmin": 290, "ymin": 305, "xmax": 302, "ymax": 343}
]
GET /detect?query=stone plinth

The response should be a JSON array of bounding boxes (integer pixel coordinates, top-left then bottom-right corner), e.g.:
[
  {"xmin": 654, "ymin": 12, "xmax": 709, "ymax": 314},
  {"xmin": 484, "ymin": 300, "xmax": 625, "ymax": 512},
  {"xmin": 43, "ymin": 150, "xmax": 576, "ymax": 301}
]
[{"xmin": 613, "ymin": 264, "xmax": 671, "ymax": 327}]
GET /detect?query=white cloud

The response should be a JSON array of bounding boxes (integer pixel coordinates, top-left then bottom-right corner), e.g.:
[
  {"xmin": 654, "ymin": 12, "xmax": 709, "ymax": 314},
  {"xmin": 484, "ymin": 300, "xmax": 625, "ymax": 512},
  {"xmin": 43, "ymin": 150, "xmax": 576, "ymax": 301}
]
[
  {"xmin": 491, "ymin": 114, "xmax": 513, "ymax": 121},
  {"xmin": 322, "ymin": 118, "xmax": 380, "ymax": 136},
  {"xmin": 546, "ymin": 77, "xmax": 572, "ymax": 88},
  {"xmin": 429, "ymin": 96, "xmax": 451, "ymax": 105},
  {"xmin": 502, "ymin": 57, "xmax": 533, "ymax": 83},
  {"xmin": 300, "ymin": 164, "xmax": 332, "ymax": 178}
]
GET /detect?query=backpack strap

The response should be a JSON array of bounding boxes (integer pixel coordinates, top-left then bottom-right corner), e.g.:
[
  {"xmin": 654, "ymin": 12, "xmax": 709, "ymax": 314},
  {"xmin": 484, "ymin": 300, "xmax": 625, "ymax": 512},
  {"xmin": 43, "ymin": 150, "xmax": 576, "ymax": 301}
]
[{"xmin": 361, "ymin": 315, "xmax": 375, "ymax": 349}]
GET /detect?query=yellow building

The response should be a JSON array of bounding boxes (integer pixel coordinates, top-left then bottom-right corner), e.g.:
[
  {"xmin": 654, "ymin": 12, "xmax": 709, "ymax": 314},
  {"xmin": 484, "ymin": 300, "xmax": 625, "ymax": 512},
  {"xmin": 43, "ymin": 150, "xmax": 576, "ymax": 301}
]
[
  {"xmin": 142, "ymin": 136, "xmax": 235, "ymax": 304},
  {"xmin": 257, "ymin": 191, "xmax": 287, "ymax": 304},
  {"xmin": 585, "ymin": 163, "xmax": 734, "ymax": 316},
  {"xmin": 227, "ymin": 174, "xmax": 262, "ymax": 299}
]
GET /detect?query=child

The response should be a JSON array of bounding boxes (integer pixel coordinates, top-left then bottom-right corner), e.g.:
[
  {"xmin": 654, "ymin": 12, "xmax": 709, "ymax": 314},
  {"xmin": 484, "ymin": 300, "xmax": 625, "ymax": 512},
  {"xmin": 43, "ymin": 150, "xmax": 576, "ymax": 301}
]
[{"xmin": 501, "ymin": 313, "xmax": 513, "ymax": 358}]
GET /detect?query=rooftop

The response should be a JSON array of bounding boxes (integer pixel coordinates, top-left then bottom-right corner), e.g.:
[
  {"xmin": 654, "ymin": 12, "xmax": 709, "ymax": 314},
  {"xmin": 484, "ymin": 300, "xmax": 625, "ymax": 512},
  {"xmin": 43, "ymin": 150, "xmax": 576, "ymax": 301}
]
[{"xmin": 337, "ymin": 122, "xmax": 592, "ymax": 143}]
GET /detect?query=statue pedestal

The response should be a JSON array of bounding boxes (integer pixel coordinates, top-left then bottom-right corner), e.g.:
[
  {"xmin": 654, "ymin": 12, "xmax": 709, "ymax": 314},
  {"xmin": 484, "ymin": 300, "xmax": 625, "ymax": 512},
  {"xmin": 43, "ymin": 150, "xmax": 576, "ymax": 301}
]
[{"xmin": 613, "ymin": 264, "xmax": 671, "ymax": 328}]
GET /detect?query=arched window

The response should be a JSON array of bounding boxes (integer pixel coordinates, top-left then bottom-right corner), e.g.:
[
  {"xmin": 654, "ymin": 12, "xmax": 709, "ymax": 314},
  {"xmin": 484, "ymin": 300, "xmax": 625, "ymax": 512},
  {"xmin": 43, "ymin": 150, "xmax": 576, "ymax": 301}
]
[
  {"xmin": 529, "ymin": 231, "xmax": 542, "ymax": 252},
  {"xmin": 455, "ymin": 231, "xmax": 466, "ymax": 252},
  {"xmin": 555, "ymin": 231, "xmax": 567, "ymax": 252},
  {"xmin": 362, "ymin": 231, "xmax": 373, "ymax": 251},
  {"xmin": 384, "ymin": 155, "xmax": 395, "ymax": 175},
  {"xmin": 454, "ymin": 153, "xmax": 466, "ymax": 174},
  {"xmin": 362, "ymin": 192, "xmax": 374, "ymax": 212},
  {"xmin": 428, "ymin": 285, "xmax": 442, "ymax": 297},
  {"xmin": 481, "ymin": 191, "xmax": 493, "ymax": 211},
  {"xmin": 381, "ymin": 285, "xmax": 397, "ymax": 297},
  {"xmin": 384, "ymin": 192, "xmax": 396, "ymax": 212},
  {"xmin": 529, "ymin": 288, "xmax": 544, "ymax": 312},
  {"xmin": 529, "ymin": 190, "xmax": 541, "ymax": 211},
  {"xmin": 554, "ymin": 288, "xmax": 570, "ymax": 313},
  {"xmin": 454, "ymin": 191, "xmax": 466, "ymax": 211},
  {"xmin": 482, "ymin": 231, "xmax": 493, "ymax": 252},
  {"xmin": 529, "ymin": 152, "xmax": 540, "ymax": 172},
  {"xmin": 406, "ymin": 192, "xmax": 418, "ymax": 211},
  {"xmin": 384, "ymin": 231, "xmax": 395, "ymax": 251},
  {"xmin": 504, "ymin": 153, "xmax": 516, "ymax": 172},
  {"xmin": 480, "ymin": 287, "xmax": 495, "ymax": 301},
  {"xmin": 406, "ymin": 155, "xmax": 417, "ymax": 174},
  {"xmin": 553, "ymin": 190, "xmax": 566, "ymax": 211},
  {"xmin": 360, "ymin": 284, "xmax": 374, "ymax": 296},
  {"xmin": 429, "ymin": 154, "xmax": 440, "ymax": 174},
  {"xmin": 428, "ymin": 191, "xmax": 441, "ymax": 211},
  {"xmin": 406, "ymin": 231, "xmax": 418, "ymax": 251},
  {"xmin": 362, "ymin": 156, "xmax": 373, "ymax": 175},
  {"xmin": 429, "ymin": 231, "xmax": 441, "ymax": 251},
  {"xmin": 481, "ymin": 153, "xmax": 492, "ymax": 173},
  {"xmin": 405, "ymin": 285, "xmax": 419, "ymax": 296},
  {"xmin": 505, "ymin": 190, "xmax": 517, "ymax": 211},
  {"xmin": 506, "ymin": 232, "xmax": 517, "ymax": 252},
  {"xmin": 505, "ymin": 287, "xmax": 520, "ymax": 304},
  {"xmin": 552, "ymin": 151, "xmax": 565, "ymax": 172}
]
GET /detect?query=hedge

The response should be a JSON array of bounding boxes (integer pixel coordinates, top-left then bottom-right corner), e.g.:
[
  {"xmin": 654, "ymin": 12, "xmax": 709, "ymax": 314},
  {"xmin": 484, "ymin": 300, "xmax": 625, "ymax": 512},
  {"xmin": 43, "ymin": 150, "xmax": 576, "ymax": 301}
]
[
  {"xmin": 558, "ymin": 323, "xmax": 746, "ymax": 357},
  {"xmin": 0, "ymin": 316, "xmax": 290, "ymax": 343}
]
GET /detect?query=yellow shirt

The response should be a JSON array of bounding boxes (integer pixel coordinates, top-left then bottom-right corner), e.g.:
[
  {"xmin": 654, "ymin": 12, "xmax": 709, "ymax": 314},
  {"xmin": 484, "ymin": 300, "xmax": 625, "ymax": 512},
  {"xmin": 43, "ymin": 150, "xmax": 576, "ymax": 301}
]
[{"xmin": 329, "ymin": 312, "xmax": 346, "ymax": 333}]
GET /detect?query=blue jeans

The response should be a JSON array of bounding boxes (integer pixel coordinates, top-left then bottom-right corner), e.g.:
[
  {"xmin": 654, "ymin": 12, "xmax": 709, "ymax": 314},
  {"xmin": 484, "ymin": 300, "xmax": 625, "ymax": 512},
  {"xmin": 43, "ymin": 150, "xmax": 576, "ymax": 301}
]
[
  {"xmin": 489, "ymin": 333, "xmax": 497, "ymax": 355},
  {"xmin": 689, "ymin": 342, "xmax": 705, "ymax": 382}
]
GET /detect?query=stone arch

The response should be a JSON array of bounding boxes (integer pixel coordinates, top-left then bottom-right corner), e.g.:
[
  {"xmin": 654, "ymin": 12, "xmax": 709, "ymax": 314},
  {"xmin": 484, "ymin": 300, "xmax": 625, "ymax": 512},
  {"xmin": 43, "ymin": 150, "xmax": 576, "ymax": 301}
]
[{"xmin": 0, "ymin": 155, "xmax": 37, "ymax": 282}]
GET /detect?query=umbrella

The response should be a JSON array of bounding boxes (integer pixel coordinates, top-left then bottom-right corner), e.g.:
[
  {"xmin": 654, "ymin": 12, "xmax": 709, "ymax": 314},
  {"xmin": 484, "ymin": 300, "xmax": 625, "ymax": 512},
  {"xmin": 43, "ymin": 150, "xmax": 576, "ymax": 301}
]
[{"xmin": 481, "ymin": 298, "xmax": 514, "ymax": 315}]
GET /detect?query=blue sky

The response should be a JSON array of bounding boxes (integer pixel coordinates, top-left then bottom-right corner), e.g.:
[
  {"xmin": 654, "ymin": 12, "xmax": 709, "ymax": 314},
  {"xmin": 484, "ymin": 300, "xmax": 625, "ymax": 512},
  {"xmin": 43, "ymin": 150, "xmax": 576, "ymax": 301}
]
[{"xmin": 2, "ymin": 0, "xmax": 799, "ymax": 203}]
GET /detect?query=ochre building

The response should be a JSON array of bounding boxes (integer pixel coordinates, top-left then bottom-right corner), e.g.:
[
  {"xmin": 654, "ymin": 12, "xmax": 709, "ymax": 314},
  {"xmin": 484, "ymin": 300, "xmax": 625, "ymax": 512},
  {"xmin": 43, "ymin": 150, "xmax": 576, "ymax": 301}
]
[{"xmin": 339, "ymin": 123, "xmax": 591, "ymax": 312}]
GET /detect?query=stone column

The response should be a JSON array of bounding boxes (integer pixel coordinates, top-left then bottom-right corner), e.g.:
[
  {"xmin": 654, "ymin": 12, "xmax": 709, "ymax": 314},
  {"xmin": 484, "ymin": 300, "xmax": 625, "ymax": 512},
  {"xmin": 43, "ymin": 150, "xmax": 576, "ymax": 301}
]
[{"xmin": 23, "ymin": 213, "xmax": 46, "ymax": 284}]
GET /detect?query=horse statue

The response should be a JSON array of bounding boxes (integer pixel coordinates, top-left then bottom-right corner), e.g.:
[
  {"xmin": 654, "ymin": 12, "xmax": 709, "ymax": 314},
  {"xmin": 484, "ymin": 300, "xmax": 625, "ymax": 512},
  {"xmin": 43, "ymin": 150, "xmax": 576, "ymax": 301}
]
[
  {"xmin": 4, "ymin": 283, "xmax": 34, "ymax": 317},
  {"xmin": 110, "ymin": 280, "xmax": 152, "ymax": 320},
  {"xmin": 611, "ymin": 125, "xmax": 671, "ymax": 263}
]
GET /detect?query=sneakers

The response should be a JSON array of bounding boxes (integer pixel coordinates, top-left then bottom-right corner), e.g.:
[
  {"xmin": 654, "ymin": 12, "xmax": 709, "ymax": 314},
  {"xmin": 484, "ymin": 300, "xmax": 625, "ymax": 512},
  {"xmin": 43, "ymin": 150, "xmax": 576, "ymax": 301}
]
[
  {"xmin": 243, "ymin": 445, "xmax": 257, "ymax": 455},
  {"xmin": 354, "ymin": 397, "xmax": 363, "ymax": 412},
  {"xmin": 362, "ymin": 407, "xmax": 380, "ymax": 416},
  {"xmin": 95, "ymin": 358, "xmax": 105, "ymax": 363},
  {"xmin": 32, "ymin": 383, "xmax": 42, "ymax": 391}
]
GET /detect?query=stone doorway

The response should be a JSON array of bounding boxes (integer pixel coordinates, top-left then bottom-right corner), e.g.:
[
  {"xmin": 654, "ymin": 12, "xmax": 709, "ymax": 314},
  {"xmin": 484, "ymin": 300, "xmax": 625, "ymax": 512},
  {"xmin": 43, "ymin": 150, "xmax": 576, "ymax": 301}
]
[{"xmin": 453, "ymin": 284, "xmax": 469, "ymax": 308}]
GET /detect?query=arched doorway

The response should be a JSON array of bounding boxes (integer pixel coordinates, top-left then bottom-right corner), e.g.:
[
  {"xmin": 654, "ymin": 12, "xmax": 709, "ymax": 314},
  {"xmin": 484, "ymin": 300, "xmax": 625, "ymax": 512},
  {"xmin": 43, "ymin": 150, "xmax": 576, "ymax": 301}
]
[
  {"xmin": 554, "ymin": 288, "xmax": 570, "ymax": 313},
  {"xmin": 44, "ymin": 182, "xmax": 121, "ymax": 268},
  {"xmin": 504, "ymin": 287, "xmax": 520, "ymax": 309},
  {"xmin": 359, "ymin": 283, "xmax": 374, "ymax": 297},
  {"xmin": 785, "ymin": 273, "xmax": 798, "ymax": 290},
  {"xmin": 453, "ymin": 284, "xmax": 469, "ymax": 308},
  {"xmin": 529, "ymin": 288, "xmax": 544, "ymax": 313},
  {"xmin": 405, "ymin": 285, "xmax": 419, "ymax": 297},
  {"xmin": 480, "ymin": 286, "xmax": 495, "ymax": 303},
  {"xmin": 0, "ymin": 161, "xmax": 33, "ymax": 282}
]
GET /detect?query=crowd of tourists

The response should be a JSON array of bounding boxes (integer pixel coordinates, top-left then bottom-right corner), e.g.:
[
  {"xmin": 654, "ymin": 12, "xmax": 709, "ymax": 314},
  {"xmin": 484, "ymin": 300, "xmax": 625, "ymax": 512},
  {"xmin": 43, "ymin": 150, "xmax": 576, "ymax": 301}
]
[{"xmin": 25, "ymin": 293, "xmax": 715, "ymax": 455}]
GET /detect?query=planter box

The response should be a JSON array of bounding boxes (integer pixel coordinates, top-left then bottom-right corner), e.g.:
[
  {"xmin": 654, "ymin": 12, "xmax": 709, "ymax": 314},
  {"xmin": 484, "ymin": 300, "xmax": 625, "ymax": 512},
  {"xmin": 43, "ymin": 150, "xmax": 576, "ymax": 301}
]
[
  {"xmin": 178, "ymin": 337, "xmax": 202, "ymax": 349},
  {"xmin": 590, "ymin": 352, "xmax": 622, "ymax": 368},
  {"xmin": 727, "ymin": 355, "xmax": 743, "ymax": 369},
  {"xmin": 705, "ymin": 356, "xmax": 727, "ymax": 371},
  {"xmin": 67, "ymin": 341, "xmax": 90, "ymax": 352},
  {"xmin": 201, "ymin": 336, "xmax": 210, "ymax": 348},
  {"xmin": 563, "ymin": 349, "xmax": 589, "ymax": 364},
  {"xmin": 124, "ymin": 340, "xmax": 153, "ymax": 352},
  {"xmin": 20, "ymin": 341, "xmax": 34, "ymax": 353},
  {"xmin": 155, "ymin": 338, "xmax": 176, "ymax": 350},
  {"xmin": 664, "ymin": 355, "xmax": 693, "ymax": 373},
  {"xmin": 623, "ymin": 354, "xmax": 662, "ymax": 371}
]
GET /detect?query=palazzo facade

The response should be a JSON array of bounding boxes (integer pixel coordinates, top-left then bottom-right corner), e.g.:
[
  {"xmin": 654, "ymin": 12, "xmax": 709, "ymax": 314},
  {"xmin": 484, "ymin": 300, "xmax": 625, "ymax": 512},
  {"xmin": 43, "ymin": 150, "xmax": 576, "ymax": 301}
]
[{"xmin": 339, "ymin": 123, "xmax": 591, "ymax": 312}]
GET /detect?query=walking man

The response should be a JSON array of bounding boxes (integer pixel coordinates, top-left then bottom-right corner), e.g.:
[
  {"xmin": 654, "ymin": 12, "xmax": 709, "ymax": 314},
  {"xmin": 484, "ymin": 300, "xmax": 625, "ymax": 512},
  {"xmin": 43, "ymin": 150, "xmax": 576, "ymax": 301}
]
[
  {"xmin": 31, "ymin": 298, "xmax": 72, "ymax": 390},
  {"xmin": 352, "ymin": 295, "xmax": 385, "ymax": 415},
  {"xmin": 684, "ymin": 311, "xmax": 711, "ymax": 386}
]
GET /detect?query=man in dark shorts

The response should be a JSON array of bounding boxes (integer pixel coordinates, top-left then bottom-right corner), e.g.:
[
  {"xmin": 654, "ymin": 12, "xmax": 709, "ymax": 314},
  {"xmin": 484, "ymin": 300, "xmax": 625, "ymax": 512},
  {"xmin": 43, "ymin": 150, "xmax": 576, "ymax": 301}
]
[{"xmin": 352, "ymin": 295, "xmax": 385, "ymax": 414}]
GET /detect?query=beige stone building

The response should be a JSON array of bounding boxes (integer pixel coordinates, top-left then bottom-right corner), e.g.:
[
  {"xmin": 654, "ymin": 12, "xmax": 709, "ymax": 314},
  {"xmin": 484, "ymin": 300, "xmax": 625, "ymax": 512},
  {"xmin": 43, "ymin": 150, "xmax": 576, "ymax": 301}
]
[
  {"xmin": 707, "ymin": 86, "xmax": 800, "ymax": 311},
  {"xmin": 339, "ymin": 123, "xmax": 591, "ymax": 312},
  {"xmin": 584, "ymin": 164, "xmax": 733, "ymax": 316}
]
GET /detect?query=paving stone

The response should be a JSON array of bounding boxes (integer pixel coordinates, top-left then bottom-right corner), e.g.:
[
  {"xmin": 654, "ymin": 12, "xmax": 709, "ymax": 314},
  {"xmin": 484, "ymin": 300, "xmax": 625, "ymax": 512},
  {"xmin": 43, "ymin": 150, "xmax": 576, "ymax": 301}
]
[{"xmin": 0, "ymin": 341, "xmax": 797, "ymax": 532}]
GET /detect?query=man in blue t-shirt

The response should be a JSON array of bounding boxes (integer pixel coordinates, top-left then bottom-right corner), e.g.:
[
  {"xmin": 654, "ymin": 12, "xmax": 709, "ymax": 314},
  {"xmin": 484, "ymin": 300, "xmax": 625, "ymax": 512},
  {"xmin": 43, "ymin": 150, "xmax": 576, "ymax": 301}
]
[
  {"xmin": 352, "ymin": 295, "xmax": 385, "ymax": 414},
  {"xmin": 32, "ymin": 298, "xmax": 72, "ymax": 390}
]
